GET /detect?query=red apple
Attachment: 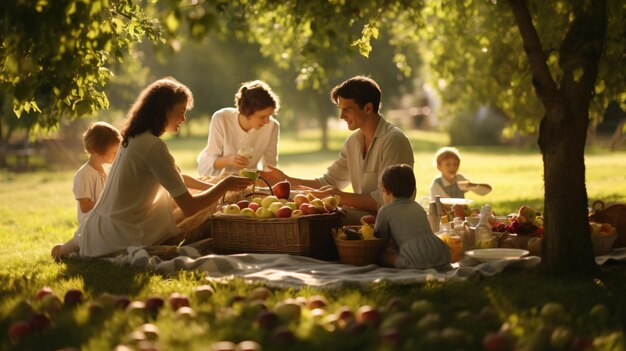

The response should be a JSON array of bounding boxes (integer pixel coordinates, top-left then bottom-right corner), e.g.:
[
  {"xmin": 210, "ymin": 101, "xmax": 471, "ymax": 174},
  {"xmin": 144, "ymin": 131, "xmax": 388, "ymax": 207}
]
[
  {"xmin": 36, "ymin": 287, "xmax": 54, "ymax": 300},
  {"xmin": 88, "ymin": 302, "xmax": 104, "ymax": 317},
  {"xmin": 355, "ymin": 305, "xmax": 381, "ymax": 326},
  {"xmin": 483, "ymin": 332, "xmax": 515, "ymax": 351},
  {"xmin": 272, "ymin": 180, "xmax": 291, "ymax": 199},
  {"xmin": 306, "ymin": 295, "xmax": 328, "ymax": 310},
  {"xmin": 63, "ymin": 289, "xmax": 84, "ymax": 307},
  {"xmin": 276, "ymin": 206, "xmax": 293, "ymax": 218},
  {"xmin": 8, "ymin": 320, "xmax": 32, "ymax": 341},
  {"xmin": 144, "ymin": 296, "xmax": 165, "ymax": 317},
  {"xmin": 299, "ymin": 203, "xmax": 317, "ymax": 215},
  {"xmin": 27, "ymin": 312, "xmax": 50, "ymax": 332},
  {"xmin": 269, "ymin": 326, "xmax": 295, "ymax": 344},
  {"xmin": 256, "ymin": 310, "xmax": 278, "ymax": 329},
  {"xmin": 247, "ymin": 202, "xmax": 260, "ymax": 212},
  {"xmin": 168, "ymin": 293, "xmax": 190, "ymax": 311},
  {"xmin": 113, "ymin": 295, "xmax": 131, "ymax": 310},
  {"xmin": 236, "ymin": 199, "xmax": 250, "ymax": 210}
]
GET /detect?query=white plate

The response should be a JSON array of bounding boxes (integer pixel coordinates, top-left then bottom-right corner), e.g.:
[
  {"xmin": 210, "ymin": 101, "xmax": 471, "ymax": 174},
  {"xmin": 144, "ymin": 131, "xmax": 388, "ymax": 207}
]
[
  {"xmin": 465, "ymin": 248, "xmax": 529, "ymax": 262},
  {"xmin": 440, "ymin": 197, "xmax": 473, "ymax": 205}
]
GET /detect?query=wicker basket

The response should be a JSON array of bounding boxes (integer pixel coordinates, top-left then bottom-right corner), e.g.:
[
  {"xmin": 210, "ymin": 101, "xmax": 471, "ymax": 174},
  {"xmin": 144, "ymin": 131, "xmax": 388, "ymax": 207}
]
[
  {"xmin": 334, "ymin": 230, "xmax": 384, "ymax": 266},
  {"xmin": 209, "ymin": 212, "xmax": 341, "ymax": 260},
  {"xmin": 591, "ymin": 232, "xmax": 618, "ymax": 256},
  {"xmin": 590, "ymin": 200, "xmax": 626, "ymax": 248}
]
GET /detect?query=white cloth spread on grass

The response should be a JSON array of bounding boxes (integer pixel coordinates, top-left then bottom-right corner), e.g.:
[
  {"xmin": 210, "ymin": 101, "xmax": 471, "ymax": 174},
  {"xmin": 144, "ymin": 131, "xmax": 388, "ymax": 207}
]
[{"xmin": 106, "ymin": 248, "xmax": 626, "ymax": 289}]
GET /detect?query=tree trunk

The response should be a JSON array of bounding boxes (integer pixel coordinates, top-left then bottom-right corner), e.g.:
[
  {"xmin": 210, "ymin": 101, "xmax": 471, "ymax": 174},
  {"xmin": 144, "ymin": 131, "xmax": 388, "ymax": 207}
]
[{"xmin": 509, "ymin": 0, "xmax": 607, "ymax": 274}]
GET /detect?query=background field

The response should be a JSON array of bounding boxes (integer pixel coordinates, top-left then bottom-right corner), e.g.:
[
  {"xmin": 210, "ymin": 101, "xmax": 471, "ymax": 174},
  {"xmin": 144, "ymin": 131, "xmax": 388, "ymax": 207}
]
[{"xmin": 1, "ymin": 129, "xmax": 625, "ymax": 350}]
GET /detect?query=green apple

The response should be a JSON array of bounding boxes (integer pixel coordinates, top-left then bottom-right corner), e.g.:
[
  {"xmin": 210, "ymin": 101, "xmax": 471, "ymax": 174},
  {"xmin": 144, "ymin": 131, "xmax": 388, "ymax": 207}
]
[
  {"xmin": 285, "ymin": 202, "xmax": 297, "ymax": 210},
  {"xmin": 310, "ymin": 198, "xmax": 325, "ymax": 210},
  {"xmin": 268, "ymin": 201, "xmax": 284, "ymax": 215},
  {"xmin": 251, "ymin": 197, "xmax": 264, "ymax": 206},
  {"xmin": 293, "ymin": 194, "xmax": 309, "ymax": 207},
  {"xmin": 322, "ymin": 196, "xmax": 339, "ymax": 210},
  {"xmin": 223, "ymin": 204, "xmax": 241, "ymax": 215},
  {"xmin": 240, "ymin": 208, "xmax": 256, "ymax": 217},
  {"xmin": 255, "ymin": 207, "xmax": 274, "ymax": 218},
  {"xmin": 261, "ymin": 196, "xmax": 279, "ymax": 209}
]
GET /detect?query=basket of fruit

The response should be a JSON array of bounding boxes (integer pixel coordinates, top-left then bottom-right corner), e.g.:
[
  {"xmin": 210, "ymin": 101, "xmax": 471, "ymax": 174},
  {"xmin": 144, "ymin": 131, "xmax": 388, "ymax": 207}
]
[
  {"xmin": 209, "ymin": 180, "xmax": 342, "ymax": 260},
  {"xmin": 334, "ymin": 217, "xmax": 384, "ymax": 266}
]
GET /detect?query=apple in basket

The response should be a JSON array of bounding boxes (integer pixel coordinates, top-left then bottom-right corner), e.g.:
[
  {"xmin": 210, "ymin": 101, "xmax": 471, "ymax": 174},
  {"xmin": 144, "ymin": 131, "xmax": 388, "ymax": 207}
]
[
  {"xmin": 293, "ymin": 194, "xmax": 309, "ymax": 207},
  {"xmin": 272, "ymin": 180, "xmax": 291, "ymax": 199},
  {"xmin": 256, "ymin": 207, "xmax": 274, "ymax": 218},
  {"xmin": 322, "ymin": 195, "xmax": 340, "ymax": 211},
  {"xmin": 261, "ymin": 195, "xmax": 279, "ymax": 209},
  {"xmin": 240, "ymin": 208, "xmax": 256, "ymax": 217},
  {"xmin": 276, "ymin": 206, "xmax": 293, "ymax": 218},
  {"xmin": 223, "ymin": 204, "xmax": 241, "ymax": 215},
  {"xmin": 236, "ymin": 200, "xmax": 250, "ymax": 210},
  {"xmin": 299, "ymin": 203, "xmax": 317, "ymax": 215},
  {"xmin": 268, "ymin": 201, "xmax": 284, "ymax": 215},
  {"xmin": 248, "ymin": 202, "xmax": 260, "ymax": 212}
]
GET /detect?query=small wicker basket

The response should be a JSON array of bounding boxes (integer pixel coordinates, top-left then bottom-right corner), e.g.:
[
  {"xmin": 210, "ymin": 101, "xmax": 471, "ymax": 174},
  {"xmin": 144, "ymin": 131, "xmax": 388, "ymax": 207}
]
[
  {"xmin": 591, "ymin": 232, "xmax": 617, "ymax": 256},
  {"xmin": 334, "ymin": 238, "xmax": 384, "ymax": 266}
]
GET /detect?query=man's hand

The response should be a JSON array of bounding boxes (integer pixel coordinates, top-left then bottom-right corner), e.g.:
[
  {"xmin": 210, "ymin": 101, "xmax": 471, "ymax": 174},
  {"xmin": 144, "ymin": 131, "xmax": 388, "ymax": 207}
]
[
  {"xmin": 218, "ymin": 175, "xmax": 254, "ymax": 192},
  {"xmin": 260, "ymin": 164, "xmax": 289, "ymax": 185},
  {"xmin": 309, "ymin": 185, "xmax": 342, "ymax": 199}
]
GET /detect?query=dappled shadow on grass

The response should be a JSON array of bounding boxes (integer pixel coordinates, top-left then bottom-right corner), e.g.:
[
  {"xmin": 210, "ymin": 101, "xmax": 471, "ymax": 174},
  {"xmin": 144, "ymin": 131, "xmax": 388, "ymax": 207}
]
[{"xmin": 59, "ymin": 257, "xmax": 151, "ymax": 297}]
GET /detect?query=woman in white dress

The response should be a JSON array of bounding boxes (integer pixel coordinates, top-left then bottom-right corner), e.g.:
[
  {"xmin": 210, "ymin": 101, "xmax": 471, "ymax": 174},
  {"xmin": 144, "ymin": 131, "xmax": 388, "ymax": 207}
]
[
  {"xmin": 197, "ymin": 80, "xmax": 280, "ymax": 177},
  {"xmin": 52, "ymin": 77, "xmax": 252, "ymax": 259}
]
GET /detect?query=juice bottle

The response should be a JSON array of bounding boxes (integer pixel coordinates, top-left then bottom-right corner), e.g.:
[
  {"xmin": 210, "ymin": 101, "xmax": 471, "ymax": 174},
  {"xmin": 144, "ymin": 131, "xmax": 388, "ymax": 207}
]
[{"xmin": 475, "ymin": 204, "xmax": 497, "ymax": 249}]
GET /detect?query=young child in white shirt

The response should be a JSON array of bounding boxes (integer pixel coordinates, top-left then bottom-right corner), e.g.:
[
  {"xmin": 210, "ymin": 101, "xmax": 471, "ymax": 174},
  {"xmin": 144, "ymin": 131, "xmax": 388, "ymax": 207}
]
[
  {"xmin": 73, "ymin": 122, "xmax": 121, "ymax": 223},
  {"xmin": 377, "ymin": 164, "xmax": 452, "ymax": 269},
  {"xmin": 429, "ymin": 146, "xmax": 492, "ymax": 199}
]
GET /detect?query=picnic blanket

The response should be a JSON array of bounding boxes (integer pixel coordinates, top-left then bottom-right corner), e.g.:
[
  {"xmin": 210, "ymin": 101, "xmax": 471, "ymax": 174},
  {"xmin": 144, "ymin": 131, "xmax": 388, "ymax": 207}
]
[{"xmin": 105, "ymin": 247, "xmax": 626, "ymax": 289}]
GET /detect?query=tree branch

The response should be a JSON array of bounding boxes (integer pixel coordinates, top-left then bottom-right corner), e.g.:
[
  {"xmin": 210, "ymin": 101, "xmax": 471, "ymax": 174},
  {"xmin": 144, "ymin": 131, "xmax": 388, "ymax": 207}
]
[{"xmin": 508, "ymin": 0, "xmax": 558, "ymax": 108}]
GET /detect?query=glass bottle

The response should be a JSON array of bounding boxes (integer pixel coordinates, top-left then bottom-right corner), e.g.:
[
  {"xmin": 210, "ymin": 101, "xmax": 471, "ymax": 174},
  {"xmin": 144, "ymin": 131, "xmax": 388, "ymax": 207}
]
[
  {"xmin": 428, "ymin": 201, "xmax": 440, "ymax": 233},
  {"xmin": 475, "ymin": 204, "xmax": 496, "ymax": 249},
  {"xmin": 452, "ymin": 217, "xmax": 470, "ymax": 251}
]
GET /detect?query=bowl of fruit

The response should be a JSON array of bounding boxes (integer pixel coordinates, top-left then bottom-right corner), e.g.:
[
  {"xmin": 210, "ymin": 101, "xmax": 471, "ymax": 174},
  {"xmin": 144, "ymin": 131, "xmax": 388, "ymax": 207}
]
[{"xmin": 590, "ymin": 222, "xmax": 617, "ymax": 256}]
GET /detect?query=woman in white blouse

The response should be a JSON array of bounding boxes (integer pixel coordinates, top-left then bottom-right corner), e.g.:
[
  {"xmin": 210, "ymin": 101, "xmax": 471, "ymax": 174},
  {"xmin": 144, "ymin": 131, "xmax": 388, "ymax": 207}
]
[
  {"xmin": 52, "ymin": 77, "xmax": 252, "ymax": 259},
  {"xmin": 197, "ymin": 80, "xmax": 280, "ymax": 177}
]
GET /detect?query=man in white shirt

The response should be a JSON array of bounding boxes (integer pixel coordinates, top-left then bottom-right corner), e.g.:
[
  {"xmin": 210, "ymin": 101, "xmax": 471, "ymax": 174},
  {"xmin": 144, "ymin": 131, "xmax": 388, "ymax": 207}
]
[{"xmin": 262, "ymin": 76, "xmax": 414, "ymax": 224}]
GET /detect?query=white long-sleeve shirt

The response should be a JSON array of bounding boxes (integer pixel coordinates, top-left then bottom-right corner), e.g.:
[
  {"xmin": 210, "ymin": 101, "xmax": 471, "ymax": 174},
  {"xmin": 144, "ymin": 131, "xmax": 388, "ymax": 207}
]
[{"xmin": 196, "ymin": 108, "xmax": 279, "ymax": 177}]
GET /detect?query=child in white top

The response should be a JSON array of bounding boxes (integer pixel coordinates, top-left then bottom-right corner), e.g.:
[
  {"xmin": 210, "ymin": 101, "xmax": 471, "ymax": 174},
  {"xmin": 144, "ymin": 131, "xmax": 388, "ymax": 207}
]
[
  {"xmin": 376, "ymin": 164, "xmax": 451, "ymax": 269},
  {"xmin": 429, "ymin": 147, "xmax": 492, "ymax": 199},
  {"xmin": 197, "ymin": 80, "xmax": 280, "ymax": 177},
  {"xmin": 73, "ymin": 122, "xmax": 121, "ymax": 223}
]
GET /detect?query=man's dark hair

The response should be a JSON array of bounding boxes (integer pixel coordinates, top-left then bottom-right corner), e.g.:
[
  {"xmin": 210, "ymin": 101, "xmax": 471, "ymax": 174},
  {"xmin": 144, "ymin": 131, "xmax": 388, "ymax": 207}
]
[{"xmin": 330, "ymin": 76, "xmax": 381, "ymax": 113}]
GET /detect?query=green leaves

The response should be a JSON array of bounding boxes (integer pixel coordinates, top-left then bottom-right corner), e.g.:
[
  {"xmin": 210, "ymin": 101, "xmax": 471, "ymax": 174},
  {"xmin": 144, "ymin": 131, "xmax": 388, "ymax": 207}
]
[
  {"xmin": 0, "ymin": 0, "xmax": 162, "ymax": 130},
  {"xmin": 352, "ymin": 23, "xmax": 380, "ymax": 57}
]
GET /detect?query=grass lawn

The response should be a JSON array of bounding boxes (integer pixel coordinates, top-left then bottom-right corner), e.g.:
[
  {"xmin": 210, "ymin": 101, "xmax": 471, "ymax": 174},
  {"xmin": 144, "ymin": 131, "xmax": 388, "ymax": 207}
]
[{"xmin": 1, "ymin": 129, "xmax": 625, "ymax": 350}]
